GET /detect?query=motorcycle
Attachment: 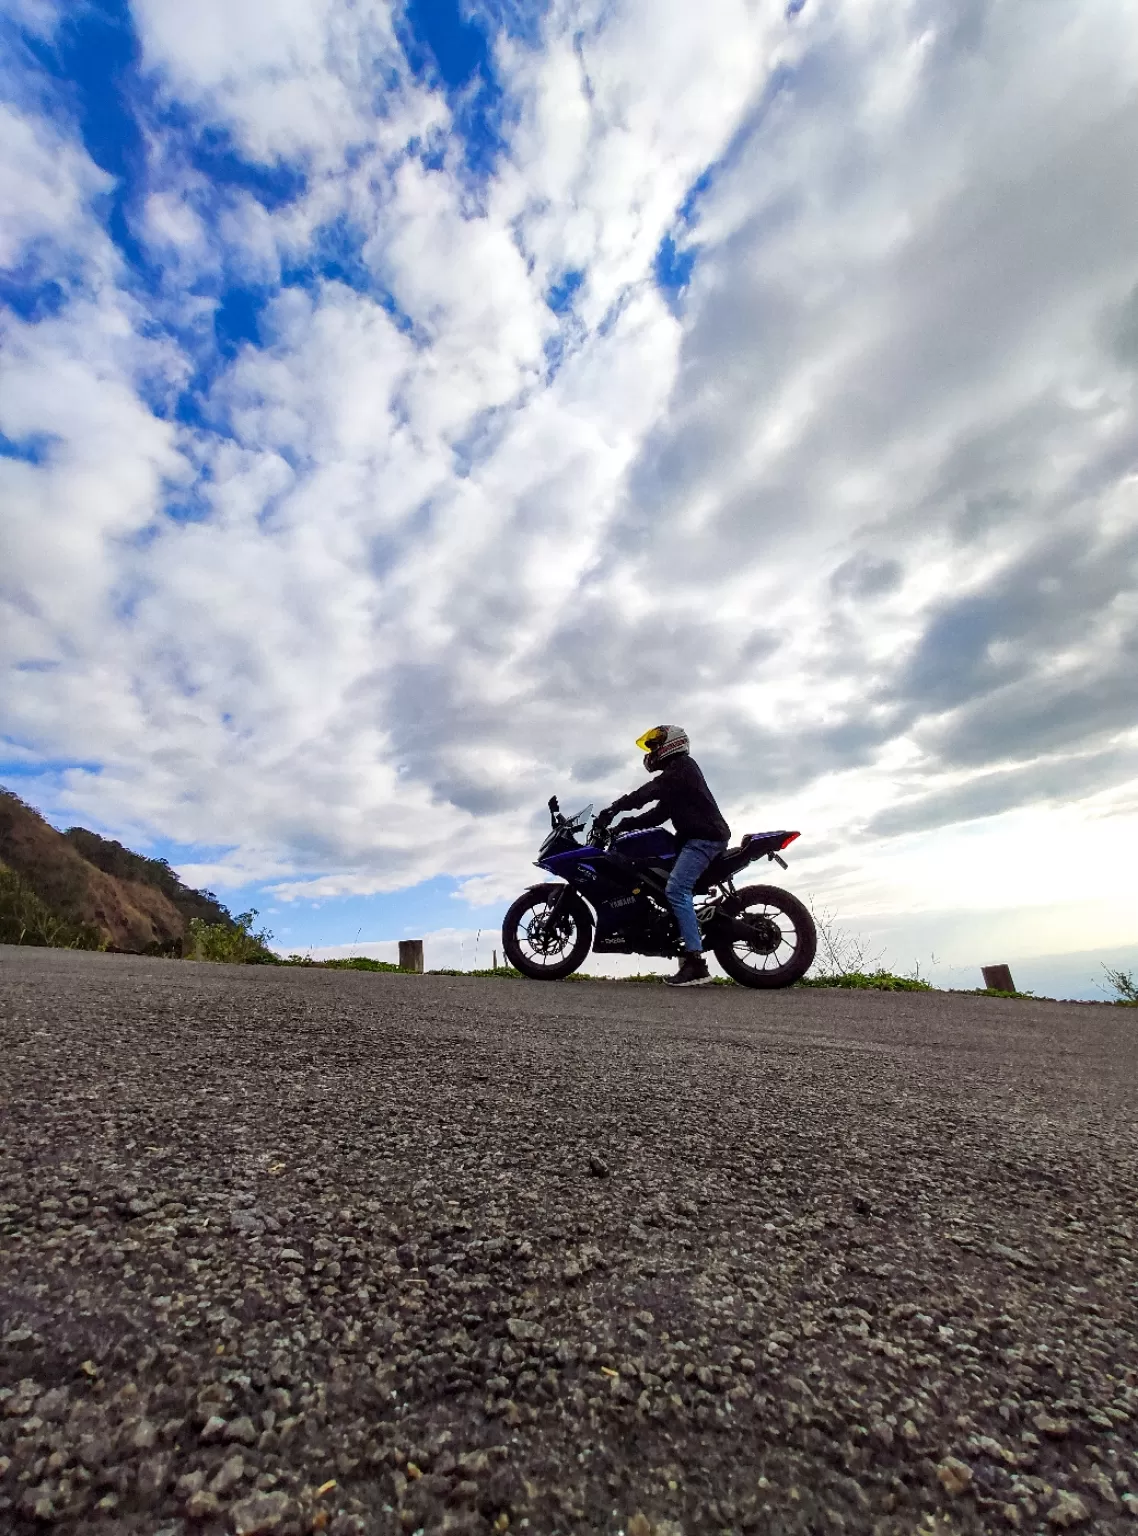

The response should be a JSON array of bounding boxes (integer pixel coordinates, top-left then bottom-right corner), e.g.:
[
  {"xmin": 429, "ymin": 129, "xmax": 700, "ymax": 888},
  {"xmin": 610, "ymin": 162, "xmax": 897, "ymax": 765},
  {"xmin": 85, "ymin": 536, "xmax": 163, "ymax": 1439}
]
[{"xmin": 501, "ymin": 797, "xmax": 817, "ymax": 988}]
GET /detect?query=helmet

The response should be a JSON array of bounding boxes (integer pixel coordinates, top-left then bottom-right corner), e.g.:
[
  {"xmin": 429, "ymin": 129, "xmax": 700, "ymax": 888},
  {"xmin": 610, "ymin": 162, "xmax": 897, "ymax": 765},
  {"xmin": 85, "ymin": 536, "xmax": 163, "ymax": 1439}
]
[{"xmin": 636, "ymin": 725, "xmax": 690, "ymax": 773}]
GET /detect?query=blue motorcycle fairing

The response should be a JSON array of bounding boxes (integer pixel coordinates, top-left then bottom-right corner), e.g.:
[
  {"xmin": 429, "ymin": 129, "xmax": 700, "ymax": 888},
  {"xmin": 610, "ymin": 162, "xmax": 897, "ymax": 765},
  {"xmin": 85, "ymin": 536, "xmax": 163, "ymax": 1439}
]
[
  {"xmin": 610, "ymin": 827, "xmax": 678, "ymax": 863},
  {"xmin": 539, "ymin": 845, "xmax": 607, "ymax": 880},
  {"xmin": 539, "ymin": 845, "xmax": 675, "ymax": 946}
]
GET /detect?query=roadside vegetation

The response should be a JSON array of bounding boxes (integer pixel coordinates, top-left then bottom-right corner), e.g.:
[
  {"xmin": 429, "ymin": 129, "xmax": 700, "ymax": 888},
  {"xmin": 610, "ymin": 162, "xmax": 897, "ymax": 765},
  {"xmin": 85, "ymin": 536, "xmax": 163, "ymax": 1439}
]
[
  {"xmin": 282, "ymin": 954, "xmax": 404, "ymax": 972},
  {"xmin": 1103, "ymin": 966, "xmax": 1138, "ymax": 1005},
  {"xmin": 801, "ymin": 903, "xmax": 932, "ymax": 991},
  {"xmin": 0, "ymin": 863, "xmax": 103, "ymax": 949},
  {"xmin": 185, "ymin": 911, "xmax": 278, "ymax": 964}
]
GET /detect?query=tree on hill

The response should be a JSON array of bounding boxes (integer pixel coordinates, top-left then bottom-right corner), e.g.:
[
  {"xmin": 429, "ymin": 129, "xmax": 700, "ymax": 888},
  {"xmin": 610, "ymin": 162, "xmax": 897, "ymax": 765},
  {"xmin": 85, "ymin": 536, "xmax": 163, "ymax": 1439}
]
[{"xmin": 63, "ymin": 827, "xmax": 234, "ymax": 929}]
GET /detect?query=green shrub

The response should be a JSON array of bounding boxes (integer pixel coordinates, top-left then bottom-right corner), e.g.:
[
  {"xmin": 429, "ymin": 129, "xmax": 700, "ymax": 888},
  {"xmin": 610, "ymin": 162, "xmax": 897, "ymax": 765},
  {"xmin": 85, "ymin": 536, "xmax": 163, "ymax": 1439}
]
[
  {"xmin": 187, "ymin": 909, "xmax": 278, "ymax": 964},
  {"xmin": 0, "ymin": 864, "xmax": 103, "ymax": 950},
  {"xmin": 429, "ymin": 966, "xmax": 526, "ymax": 979},
  {"xmin": 798, "ymin": 969, "xmax": 933, "ymax": 992},
  {"xmin": 1103, "ymin": 966, "xmax": 1138, "ymax": 1006},
  {"xmin": 320, "ymin": 957, "xmax": 403, "ymax": 972},
  {"xmin": 276, "ymin": 955, "xmax": 406, "ymax": 971}
]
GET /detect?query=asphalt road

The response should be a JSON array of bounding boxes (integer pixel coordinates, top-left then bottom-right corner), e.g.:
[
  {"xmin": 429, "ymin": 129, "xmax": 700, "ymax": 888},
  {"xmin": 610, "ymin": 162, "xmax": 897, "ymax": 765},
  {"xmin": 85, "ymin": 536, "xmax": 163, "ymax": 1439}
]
[{"xmin": 1, "ymin": 947, "xmax": 1137, "ymax": 1536}]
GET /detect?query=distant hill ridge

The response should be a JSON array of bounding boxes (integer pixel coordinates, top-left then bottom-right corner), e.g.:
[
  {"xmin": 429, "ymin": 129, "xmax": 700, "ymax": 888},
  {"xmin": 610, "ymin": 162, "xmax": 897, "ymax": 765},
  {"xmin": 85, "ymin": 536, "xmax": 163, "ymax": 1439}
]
[{"xmin": 0, "ymin": 787, "xmax": 234, "ymax": 953}]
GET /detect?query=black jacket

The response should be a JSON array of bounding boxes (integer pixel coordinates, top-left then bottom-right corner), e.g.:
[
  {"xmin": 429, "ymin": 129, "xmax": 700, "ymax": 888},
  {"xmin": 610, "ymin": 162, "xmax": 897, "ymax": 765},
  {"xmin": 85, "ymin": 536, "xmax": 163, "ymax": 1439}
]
[{"xmin": 608, "ymin": 754, "xmax": 730, "ymax": 846}]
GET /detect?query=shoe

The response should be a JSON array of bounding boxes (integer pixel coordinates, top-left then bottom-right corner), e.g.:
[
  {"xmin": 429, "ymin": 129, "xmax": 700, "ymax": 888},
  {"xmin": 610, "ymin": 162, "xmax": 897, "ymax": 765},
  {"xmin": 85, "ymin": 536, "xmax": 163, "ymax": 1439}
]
[{"xmin": 666, "ymin": 953, "xmax": 713, "ymax": 987}]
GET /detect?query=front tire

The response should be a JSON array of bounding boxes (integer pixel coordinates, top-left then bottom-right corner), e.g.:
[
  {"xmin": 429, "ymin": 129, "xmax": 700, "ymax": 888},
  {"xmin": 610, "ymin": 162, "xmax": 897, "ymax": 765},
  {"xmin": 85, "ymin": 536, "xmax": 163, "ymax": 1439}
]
[
  {"xmin": 502, "ymin": 886, "xmax": 593, "ymax": 981},
  {"xmin": 712, "ymin": 884, "xmax": 817, "ymax": 989}
]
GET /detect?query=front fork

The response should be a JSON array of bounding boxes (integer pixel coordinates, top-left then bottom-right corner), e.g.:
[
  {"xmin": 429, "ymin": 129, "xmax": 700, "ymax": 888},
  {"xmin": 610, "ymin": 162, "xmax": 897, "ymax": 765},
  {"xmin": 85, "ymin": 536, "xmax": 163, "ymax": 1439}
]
[{"xmin": 532, "ymin": 884, "xmax": 573, "ymax": 940}]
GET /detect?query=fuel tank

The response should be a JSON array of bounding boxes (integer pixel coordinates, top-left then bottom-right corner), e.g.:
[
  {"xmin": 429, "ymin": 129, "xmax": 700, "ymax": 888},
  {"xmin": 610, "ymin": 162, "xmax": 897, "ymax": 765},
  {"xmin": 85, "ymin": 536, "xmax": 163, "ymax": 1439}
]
[{"xmin": 612, "ymin": 828, "xmax": 678, "ymax": 863}]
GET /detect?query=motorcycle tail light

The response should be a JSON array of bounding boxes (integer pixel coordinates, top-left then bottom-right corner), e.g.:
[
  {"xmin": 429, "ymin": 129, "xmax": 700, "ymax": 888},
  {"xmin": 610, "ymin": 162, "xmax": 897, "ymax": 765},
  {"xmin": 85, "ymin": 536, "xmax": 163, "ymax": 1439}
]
[{"xmin": 778, "ymin": 832, "xmax": 800, "ymax": 849}]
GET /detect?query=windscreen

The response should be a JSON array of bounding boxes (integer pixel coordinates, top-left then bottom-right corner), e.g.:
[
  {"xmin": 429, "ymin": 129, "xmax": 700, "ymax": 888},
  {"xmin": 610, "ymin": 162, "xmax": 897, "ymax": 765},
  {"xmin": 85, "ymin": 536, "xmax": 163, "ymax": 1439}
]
[{"xmin": 538, "ymin": 804, "xmax": 594, "ymax": 857}]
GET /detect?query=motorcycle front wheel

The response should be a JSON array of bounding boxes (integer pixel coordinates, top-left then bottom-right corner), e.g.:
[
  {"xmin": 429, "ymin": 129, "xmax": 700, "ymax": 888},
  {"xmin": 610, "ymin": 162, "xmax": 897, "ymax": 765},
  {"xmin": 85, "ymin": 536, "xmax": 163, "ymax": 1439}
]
[
  {"xmin": 502, "ymin": 886, "xmax": 594, "ymax": 981},
  {"xmin": 712, "ymin": 884, "xmax": 817, "ymax": 989}
]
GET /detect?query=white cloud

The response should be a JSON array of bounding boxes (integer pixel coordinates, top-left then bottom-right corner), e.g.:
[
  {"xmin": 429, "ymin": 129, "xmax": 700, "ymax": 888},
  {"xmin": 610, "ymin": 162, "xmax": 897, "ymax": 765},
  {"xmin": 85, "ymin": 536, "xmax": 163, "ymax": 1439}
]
[
  {"xmin": 0, "ymin": 102, "xmax": 112, "ymax": 269},
  {"xmin": 2, "ymin": 0, "xmax": 1137, "ymax": 964},
  {"xmin": 131, "ymin": 0, "xmax": 414, "ymax": 165}
]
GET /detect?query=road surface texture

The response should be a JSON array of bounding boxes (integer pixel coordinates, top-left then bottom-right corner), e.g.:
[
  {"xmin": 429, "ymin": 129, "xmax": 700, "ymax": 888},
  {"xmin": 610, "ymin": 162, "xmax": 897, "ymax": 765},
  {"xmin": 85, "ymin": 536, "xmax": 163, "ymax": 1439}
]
[{"xmin": 1, "ymin": 947, "xmax": 1137, "ymax": 1536}]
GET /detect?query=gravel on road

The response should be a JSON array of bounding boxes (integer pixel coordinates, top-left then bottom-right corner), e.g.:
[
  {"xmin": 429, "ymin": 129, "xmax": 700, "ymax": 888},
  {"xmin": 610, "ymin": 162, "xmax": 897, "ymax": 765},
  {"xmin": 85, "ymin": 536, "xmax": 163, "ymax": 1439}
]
[{"xmin": 1, "ymin": 946, "xmax": 1137, "ymax": 1536}]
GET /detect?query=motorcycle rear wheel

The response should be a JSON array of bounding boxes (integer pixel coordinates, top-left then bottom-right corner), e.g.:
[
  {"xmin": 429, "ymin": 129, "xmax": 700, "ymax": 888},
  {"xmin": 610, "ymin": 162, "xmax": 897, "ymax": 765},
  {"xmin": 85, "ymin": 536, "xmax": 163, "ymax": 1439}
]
[
  {"xmin": 502, "ymin": 886, "xmax": 593, "ymax": 981},
  {"xmin": 712, "ymin": 884, "xmax": 817, "ymax": 989}
]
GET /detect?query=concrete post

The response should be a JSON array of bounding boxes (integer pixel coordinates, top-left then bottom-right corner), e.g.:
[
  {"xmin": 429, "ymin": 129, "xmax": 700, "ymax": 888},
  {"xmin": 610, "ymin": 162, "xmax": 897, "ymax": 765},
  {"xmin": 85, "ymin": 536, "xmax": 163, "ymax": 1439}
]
[
  {"xmin": 398, "ymin": 939, "xmax": 424, "ymax": 973},
  {"xmin": 982, "ymin": 964, "xmax": 1016, "ymax": 993}
]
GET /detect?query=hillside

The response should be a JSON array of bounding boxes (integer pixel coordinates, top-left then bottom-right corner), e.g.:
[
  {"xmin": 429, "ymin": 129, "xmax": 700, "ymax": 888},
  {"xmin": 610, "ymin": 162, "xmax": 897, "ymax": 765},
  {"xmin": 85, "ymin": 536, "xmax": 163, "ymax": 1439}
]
[
  {"xmin": 63, "ymin": 825, "xmax": 232, "ymax": 929},
  {"xmin": 0, "ymin": 788, "xmax": 232, "ymax": 953}
]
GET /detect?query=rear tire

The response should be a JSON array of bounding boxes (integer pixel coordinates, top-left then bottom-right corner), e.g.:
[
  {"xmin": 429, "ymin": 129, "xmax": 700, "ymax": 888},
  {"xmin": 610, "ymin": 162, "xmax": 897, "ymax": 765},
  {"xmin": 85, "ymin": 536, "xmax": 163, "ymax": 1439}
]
[
  {"xmin": 502, "ymin": 886, "xmax": 593, "ymax": 981},
  {"xmin": 712, "ymin": 884, "xmax": 817, "ymax": 989}
]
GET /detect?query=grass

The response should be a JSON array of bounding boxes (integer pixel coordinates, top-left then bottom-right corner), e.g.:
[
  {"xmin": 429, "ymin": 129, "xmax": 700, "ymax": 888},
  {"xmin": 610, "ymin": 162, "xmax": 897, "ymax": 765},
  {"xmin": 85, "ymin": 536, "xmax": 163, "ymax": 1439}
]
[
  {"xmin": 282, "ymin": 955, "xmax": 404, "ymax": 972},
  {"xmin": 799, "ymin": 969, "xmax": 932, "ymax": 992},
  {"xmin": 955, "ymin": 986, "xmax": 1037, "ymax": 1000},
  {"xmin": 433, "ymin": 967, "xmax": 932, "ymax": 990}
]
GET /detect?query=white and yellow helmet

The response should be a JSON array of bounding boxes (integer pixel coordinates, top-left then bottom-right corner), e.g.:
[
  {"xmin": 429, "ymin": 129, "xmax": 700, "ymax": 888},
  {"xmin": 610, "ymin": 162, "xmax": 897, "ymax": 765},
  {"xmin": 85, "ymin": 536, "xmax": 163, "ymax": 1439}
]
[{"xmin": 636, "ymin": 725, "xmax": 690, "ymax": 772}]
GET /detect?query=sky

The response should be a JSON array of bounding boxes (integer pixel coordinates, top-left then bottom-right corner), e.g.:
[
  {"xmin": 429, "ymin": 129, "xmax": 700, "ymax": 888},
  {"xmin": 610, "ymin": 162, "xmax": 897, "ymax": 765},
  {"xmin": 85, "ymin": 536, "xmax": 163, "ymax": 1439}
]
[{"xmin": 2, "ymin": 0, "xmax": 1137, "ymax": 998}]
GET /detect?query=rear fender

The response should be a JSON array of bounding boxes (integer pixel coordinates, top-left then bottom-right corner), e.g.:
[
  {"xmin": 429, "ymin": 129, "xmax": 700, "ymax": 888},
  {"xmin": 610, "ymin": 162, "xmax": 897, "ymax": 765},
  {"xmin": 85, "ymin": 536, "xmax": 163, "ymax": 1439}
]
[{"xmin": 740, "ymin": 830, "xmax": 800, "ymax": 860}]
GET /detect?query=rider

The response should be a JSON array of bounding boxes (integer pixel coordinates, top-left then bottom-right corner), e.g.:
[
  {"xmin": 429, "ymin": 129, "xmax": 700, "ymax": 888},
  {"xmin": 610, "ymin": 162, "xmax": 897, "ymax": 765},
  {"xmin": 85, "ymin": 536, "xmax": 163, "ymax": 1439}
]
[{"xmin": 595, "ymin": 726, "xmax": 729, "ymax": 987}]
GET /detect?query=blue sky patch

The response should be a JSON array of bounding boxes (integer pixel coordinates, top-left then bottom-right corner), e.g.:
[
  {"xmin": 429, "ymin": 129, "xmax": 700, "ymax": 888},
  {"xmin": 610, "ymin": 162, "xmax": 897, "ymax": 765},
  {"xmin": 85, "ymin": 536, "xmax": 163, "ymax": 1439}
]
[
  {"xmin": 0, "ymin": 271, "xmax": 69, "ymax": 323},
  {"xmin": 213, "ymin": 285, "xmax": 269, "ymax": 356},
  {"xmin": 546, "ymin": 268, "xmax": 584, "ymax": 313},
  {"xmin": 0, "ymin": 430, "xmax": 56, "ymax": 465},
  {"xmin": 403, "ymin": 0, "xmax": 489, "ymax": 89},
  {"xmin": 653, "ymin": 235, "xmax": 696, "ymax": 303},
  {"xmin": 398, "ymin": 0, "xmax": 508, "ymax": 179},
  {"xmin": 27, "ymin": 0, "xmax": 142, "ymax": 184},
  {"xmin": 24, "ymin": 0, "xmax": 149, "ymax": 273},
  {"xmin": 0, "ymin": 757, "xmax": 103, "ymax": 784},
  {"xmin": 179, "ymin": 122, "xmax": 308, "ymax": 209}
]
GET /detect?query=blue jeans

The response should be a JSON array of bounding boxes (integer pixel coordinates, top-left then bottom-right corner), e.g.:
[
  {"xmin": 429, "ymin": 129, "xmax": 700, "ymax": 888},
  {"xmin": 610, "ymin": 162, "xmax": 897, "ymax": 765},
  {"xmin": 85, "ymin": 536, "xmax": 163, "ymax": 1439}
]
[{"xmin": 665, "ymin": 838, "xmax": 728, "ymax": 954}]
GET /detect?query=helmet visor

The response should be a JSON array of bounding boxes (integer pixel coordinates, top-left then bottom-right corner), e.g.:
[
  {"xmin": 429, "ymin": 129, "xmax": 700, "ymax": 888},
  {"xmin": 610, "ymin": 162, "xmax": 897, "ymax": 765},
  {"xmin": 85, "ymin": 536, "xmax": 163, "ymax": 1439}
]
[{"xmin": 636, "ymin": 727, "xmax": 667, "ymax": 753}]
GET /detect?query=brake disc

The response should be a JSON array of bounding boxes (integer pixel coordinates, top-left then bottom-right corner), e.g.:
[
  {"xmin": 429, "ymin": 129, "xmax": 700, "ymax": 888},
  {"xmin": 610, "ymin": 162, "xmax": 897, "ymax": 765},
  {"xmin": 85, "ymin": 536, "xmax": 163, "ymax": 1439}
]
[
  {"xmin": 529, "ymin": 916, "xmax": 569, "ymax": 954},
  {"xmin": 741, "ymin": 914, "xmax": 782, "ymax": 955}
]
